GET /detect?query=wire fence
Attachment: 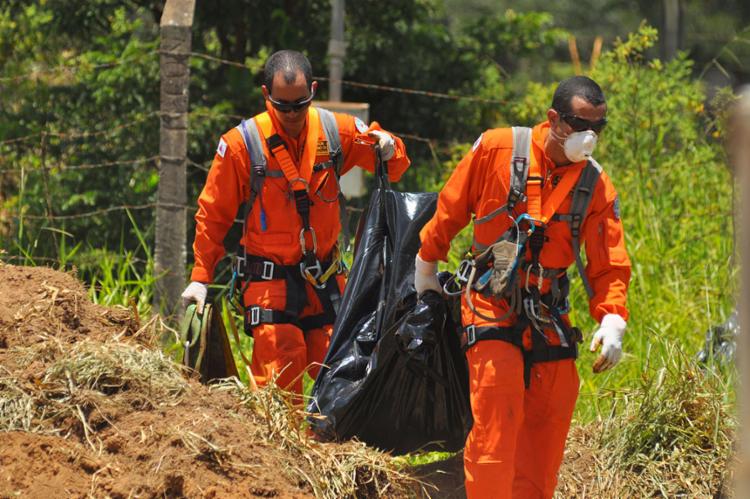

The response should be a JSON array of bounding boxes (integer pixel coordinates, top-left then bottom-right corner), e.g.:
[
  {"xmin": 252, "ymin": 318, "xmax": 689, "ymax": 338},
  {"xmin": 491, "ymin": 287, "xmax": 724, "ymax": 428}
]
[{"xmin": 1, "ymin": 41, "xmax": 488, "ymax": 249}]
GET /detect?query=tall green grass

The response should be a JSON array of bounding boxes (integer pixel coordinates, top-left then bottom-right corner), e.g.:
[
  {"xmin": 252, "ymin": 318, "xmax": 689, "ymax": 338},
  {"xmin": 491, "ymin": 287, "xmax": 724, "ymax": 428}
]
[{"xmin": 5, "ymin": 209, "xmax": 158, "ymax": 321}]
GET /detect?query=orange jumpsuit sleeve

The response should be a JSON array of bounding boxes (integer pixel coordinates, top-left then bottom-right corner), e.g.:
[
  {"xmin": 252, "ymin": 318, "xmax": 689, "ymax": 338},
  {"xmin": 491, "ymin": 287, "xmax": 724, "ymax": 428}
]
[
  {"xmin": 418, "ymin": 135, "xmax": 486, "ymax": 263},
  {"xmin": 334, "ymin": 113, "xmax": 410, "ymax": 182},
  {"xmin": 581, "ymin": 169, "xmax": 631, "ymax": 323},
  {"xmin": 190, "ymin": 130, "xmax": 249, "ymax": 283}
]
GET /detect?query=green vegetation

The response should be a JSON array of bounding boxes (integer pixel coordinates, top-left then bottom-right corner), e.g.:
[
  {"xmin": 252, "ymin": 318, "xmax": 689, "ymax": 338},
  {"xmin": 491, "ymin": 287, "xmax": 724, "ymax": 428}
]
[
  {"xmin": 558, "ymin": 340, "xmax": 734, "ymax": 496},
  {"xmin": 1, "ymin": 0, "xmax": 745, "ymax": 493}
]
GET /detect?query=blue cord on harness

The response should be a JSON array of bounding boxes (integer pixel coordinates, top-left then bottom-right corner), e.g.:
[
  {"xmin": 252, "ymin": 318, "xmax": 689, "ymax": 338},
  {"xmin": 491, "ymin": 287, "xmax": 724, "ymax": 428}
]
[
  {"xmin": 229, "ymin": 270, "xmax": 238, "ymax": 302},
  {"xmin": 260, "ymin": 207, "xmax": 268, "ymax": 231}
]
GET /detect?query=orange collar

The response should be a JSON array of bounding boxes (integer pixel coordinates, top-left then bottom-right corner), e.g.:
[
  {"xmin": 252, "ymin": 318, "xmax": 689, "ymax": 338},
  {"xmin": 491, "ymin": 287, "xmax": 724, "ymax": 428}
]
[
  {"xmin": 256, "ymin": 104, "xmax": 321, "ymax": 188},
  {"xmin": 527, "ymin": 122, "xmax": 586, "ymax": 224}
]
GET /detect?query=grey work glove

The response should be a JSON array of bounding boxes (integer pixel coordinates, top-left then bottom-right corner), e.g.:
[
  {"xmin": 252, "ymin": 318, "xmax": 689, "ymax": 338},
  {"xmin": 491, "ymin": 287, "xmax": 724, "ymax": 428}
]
[
  {"xmin": 181, "ymin": 281, "xmax": 208, "ymax": 314},
  {"xmin": 590, "ymin": 313, "xmax": 626, "ymax": 373},
  {"xmin": 368, "ymin": 130, "xmax": 395, "ymax": 161},
  {"xmin": 414, "ymin": 254, "xmax": 441, "ymax": 296}
]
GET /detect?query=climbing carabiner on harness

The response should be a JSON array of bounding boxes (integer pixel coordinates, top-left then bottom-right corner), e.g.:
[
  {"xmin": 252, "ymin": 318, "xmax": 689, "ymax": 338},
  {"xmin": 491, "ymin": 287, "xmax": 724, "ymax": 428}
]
[{"xmin": 443, "ymin": 257, "xmax": 474, "ymax": 296}]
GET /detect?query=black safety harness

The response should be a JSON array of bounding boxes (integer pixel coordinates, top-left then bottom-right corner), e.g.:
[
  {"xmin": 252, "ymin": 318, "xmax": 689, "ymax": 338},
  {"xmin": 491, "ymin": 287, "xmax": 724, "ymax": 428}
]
[
  {"xmin": 451, "ymin": 127, "xmax": 603, "ymax": 387},
  {"xmin": 233, "ymin": 108, "xmax": 347, "ymax": 335}
]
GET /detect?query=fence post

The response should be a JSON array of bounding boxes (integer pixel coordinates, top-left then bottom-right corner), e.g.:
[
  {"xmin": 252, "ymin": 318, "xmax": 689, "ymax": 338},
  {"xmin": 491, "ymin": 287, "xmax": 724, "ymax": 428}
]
[
  {"xmin": 736, "ymin": 87, "xmax": 750, "ymax": 497},
  {"xmin": 155, "ymin": 0, "xmax": 195, "ymax": 319}
]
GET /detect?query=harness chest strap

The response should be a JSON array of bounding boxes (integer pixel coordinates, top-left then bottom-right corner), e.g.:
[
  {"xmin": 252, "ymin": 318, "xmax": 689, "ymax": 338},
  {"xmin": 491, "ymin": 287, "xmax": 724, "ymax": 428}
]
[
  {"xmin": 254, "ymin": 109, "xmax": 320, "ymax": 189},
  {"xmin": 525, "ymin": 142, "xmax": 586, "ymax": 226}
]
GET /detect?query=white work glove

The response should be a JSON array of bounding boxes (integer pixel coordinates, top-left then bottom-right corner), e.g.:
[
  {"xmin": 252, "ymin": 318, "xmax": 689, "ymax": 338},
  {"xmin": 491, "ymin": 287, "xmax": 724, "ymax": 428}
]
[
  {"xmin": 368, "ymin": 130, "xmax": 395, "ymax": 161},
  {"xmin": 181, "ymin": 281, "xmax": 208, "ymax": 314},
  {"xmin": 414, "ymin": 254, "xmax": 442, "ymax": 296},
  {"xmin": 589, "ymin": 313, "xmax": 626, "ymax": 373}
]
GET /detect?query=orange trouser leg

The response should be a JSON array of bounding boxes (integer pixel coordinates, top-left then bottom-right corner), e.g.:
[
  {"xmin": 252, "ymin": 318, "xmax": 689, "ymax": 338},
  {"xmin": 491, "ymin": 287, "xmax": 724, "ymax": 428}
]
[
  {"xmin": 245, "ymin": 272, "xmax": 344, "ymax": 394},
  {"xmin": 464, "ymin": 340, "xmax": 526, "ymax": 499},
  {"xmin": 512, "ymin": 359, "xmax": 579, "ymax": 499},
  {"xmin": 297, "ymin": 273, "xmax": 344, "ymax": 381},
  {"xmin": 244, "ymin": 279, "xmax": 307, "ymax": 394},
  {"xmin": 250, "ymin": 322, "xmax": 307, "ymax": 394},
  {"xmin": 305, "ymin": 326, "xmax": 333, "ymax": 381}
]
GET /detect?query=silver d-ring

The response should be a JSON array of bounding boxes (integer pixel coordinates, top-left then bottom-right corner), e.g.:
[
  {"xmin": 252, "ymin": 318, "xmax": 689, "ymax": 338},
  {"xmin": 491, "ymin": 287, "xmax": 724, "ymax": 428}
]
[{"xmin": 288, "ymin": 177, "xmax": 309, "ymax": 192}]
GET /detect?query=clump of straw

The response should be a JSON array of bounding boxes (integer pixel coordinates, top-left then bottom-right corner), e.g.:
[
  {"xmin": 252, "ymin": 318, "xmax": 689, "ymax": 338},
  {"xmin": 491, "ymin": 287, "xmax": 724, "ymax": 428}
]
[
  {"xmin": 558, "ymin": 341, "xmax": 734, "ymax": 497},
  {"xmin": 214, "ymin": 378, "xmax": 420, "ymax": 498}
]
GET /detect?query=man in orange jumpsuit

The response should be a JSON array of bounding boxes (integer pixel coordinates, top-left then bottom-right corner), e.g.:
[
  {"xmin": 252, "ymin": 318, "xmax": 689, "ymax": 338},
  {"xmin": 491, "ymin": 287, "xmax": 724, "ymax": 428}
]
[
  {"xmin": 415, "ymin": 76, "xmax": 631, "ymax": 498},
  {"xmin": 182, "ymin": 50, "xmax": 410, "ymax": 394}
]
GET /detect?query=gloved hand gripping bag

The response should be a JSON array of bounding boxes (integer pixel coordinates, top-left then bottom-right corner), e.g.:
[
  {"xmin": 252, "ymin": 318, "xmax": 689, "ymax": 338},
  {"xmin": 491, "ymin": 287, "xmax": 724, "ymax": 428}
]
[{"xmin": 308, "ymin": 185, "xmax": 471, "ymax": 455}]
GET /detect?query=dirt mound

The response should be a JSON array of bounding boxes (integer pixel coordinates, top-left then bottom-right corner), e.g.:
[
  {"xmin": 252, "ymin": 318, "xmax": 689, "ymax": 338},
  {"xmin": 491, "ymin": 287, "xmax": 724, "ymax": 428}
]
[
  {"xmin": 0, "ymin": 264, "xmax": 136, "ymax": 352},
  {"xmin": 0, "ymin": 263, "xmax": 414, "ymax": 498}
]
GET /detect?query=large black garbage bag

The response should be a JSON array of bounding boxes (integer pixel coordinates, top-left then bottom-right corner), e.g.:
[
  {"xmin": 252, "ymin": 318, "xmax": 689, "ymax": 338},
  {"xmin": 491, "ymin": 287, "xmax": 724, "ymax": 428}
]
[{"xmin": 308, "ymin": 179, "xmax": 471, "ymax": 455}]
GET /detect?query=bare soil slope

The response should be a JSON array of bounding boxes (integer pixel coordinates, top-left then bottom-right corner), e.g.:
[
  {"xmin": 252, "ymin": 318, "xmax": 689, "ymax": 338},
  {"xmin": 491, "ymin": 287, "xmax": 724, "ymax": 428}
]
[{"xmin": 0, "ymin": 264, "xmax": 412, "ymax": 498}]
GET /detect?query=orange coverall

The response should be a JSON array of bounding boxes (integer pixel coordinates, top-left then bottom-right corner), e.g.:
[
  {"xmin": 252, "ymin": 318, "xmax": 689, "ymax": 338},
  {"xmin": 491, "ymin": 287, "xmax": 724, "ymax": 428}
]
[
  {"xmin": 418, "ymin": 122, "xmax": 631, "ymax": 498},
  {"xmin": 191, "ymin": 106, "xmax": 410, "ymax": 394}
]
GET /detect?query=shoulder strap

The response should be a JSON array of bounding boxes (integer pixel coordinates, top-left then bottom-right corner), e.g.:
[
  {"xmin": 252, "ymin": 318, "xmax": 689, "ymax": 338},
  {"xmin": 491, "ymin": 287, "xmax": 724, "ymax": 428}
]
[
  {"xmin": 315, "ymin": 107, "xmax": 351, "ymax": 251},
  {"xmin": 316, "ymin": 107, "xmax": 343, "ymax": 176},
  {"xmin": 236, "ymin": 118, "xmax": 268, "ymax": 215},
  {"xmin": 474, "ymin": 127, "xmax": 531, "ymax": 227},
  {"xmin": 559, "ymin": 159, "xmax": 603, "ymax": 298},
  {"xmin": 509, "ymin": 126, "xmax": 531, "ymax": 212}
]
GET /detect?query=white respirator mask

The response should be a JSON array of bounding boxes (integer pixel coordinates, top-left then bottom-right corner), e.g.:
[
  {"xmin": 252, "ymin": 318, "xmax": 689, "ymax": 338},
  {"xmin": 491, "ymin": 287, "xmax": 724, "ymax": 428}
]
[{"xmin": 550, "ymin": 127, "xmax": 598, "ymax": 163}]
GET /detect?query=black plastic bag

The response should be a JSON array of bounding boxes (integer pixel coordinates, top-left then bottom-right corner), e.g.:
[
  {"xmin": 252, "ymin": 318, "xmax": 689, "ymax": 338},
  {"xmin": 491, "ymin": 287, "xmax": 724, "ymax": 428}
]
[{"xmin": 308, "ymin": 168, "xmax": 471, "ymax": 455}]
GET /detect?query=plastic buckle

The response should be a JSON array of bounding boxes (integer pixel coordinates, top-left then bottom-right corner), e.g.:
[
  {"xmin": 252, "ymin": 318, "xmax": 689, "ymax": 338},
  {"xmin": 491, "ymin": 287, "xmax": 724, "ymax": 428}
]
[
  {"xmin": 466, "ymin": 324, "xmax": 477, "ymax": 348},
  {"xmin": 261, "ymin": 261, "xmax": 274, "ymax": 280},
  {"xmin": 249, "ymin": 306, "xmax": 261, "ymax": 326},
  {"xmin": 507, "ymin": 187, "xmax": 521, "ymax": 209},
  {"xmin": 570, "ymin": 213, "xmax": 582, "ymax": 237},
  {"xmin": 233, "ymin": 254, "xmax": 246, "ymax": 279},
  {"xmin": 266, "ymin": 134, "xmax": 286, "ymax": 155}
]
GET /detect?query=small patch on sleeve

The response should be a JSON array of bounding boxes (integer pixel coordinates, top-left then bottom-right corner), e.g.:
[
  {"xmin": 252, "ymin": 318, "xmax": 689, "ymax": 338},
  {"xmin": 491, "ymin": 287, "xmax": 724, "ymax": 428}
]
[
  {"xmin": 613, "ymin": 196, "xmax": 621, "ymax": 220},
  {"xmin": 216, "ymin": 138, "xmax": 227, "ymax": 158},
  {"xmin": 354, "ymin": 117, "xmax": 369, "ymax": 134},
  {"xmin": 472, "ymin": 133, "xmax": 483, "ymax": 152}
]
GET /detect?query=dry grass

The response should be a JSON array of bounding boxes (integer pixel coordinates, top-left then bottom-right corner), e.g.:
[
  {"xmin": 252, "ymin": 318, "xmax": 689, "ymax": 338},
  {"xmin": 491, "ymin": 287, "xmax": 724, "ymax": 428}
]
[
  {"xmin": 215, "ymin": 378, "xmax": 421, "ymax": 498},
  {"xmin": 0, "ymin": 328, "xmax": 419, "ymax": 498},
  {"xmin": 557, "ymin": 341, "xmax": 735, "ymax": 498}
]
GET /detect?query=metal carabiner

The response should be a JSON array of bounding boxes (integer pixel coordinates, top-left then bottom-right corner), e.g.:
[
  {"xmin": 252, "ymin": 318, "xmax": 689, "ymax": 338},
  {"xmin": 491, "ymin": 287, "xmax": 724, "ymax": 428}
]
[
  {"xmin": 301, "ymin": 259, "xmax": 324, "ymax": 288},
  {"xmin": 524, "ymin": 262, "xmax": 546, "ymax": 294},
  {"xmin": 456, "ymin": 259, "xmax": 474, "ymax": 285},
  {"xmin": 299, "ymin": 226, "xmax": 318, "ymax": 254}
]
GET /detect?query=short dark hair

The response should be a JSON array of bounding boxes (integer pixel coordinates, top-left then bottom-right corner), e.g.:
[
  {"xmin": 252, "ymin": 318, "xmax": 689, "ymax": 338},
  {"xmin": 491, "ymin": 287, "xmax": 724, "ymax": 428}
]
[
  {"xmin": 551, "ymin": 76, "xmax": 606, "ymax": 114},
  {"xmin": 263, "ymin": 50, "xmax": 313, "ymax": 92}
]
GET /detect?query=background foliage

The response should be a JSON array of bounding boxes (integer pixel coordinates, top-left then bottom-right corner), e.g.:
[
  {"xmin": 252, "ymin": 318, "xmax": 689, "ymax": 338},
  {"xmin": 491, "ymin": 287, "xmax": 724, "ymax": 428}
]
[{"xmin": 0, "ymin": 1, "xmax": 745, "ymax": 427}]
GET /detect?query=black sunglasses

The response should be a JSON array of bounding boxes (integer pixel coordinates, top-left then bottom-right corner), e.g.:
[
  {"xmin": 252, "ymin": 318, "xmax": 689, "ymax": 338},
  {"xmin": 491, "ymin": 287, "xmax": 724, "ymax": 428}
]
[
  {"xmin": 267, "ymin": 89, "xmax": 315, "ymax": 114},
  {"xmin": 557, "ymin": 111, "xmax": 608, "ymax": 133}
]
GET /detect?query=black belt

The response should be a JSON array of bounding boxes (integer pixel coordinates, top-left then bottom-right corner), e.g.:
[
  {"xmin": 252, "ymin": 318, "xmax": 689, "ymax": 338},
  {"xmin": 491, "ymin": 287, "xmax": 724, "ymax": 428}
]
[
  {"xmin": 460, "ymin": 307, "xmax": 582, "ymax": 389},
  {"xmin": 242, "ymin": 257, "xmax": 343, "ymax": 336},
  {"xmin": 242, "ymin": 255, "xmax": 302, "ymax": 282}
]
